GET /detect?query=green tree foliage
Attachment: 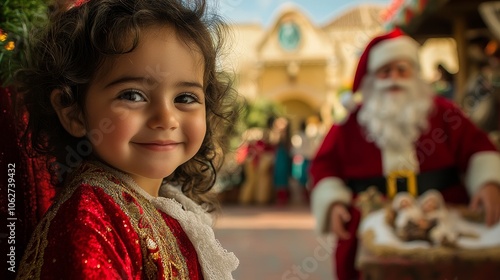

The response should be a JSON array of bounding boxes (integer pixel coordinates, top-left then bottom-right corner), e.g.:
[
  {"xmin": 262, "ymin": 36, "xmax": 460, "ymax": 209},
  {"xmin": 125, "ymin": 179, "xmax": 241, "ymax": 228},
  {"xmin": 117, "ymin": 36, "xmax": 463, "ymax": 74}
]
[
  {"xmin": 243, "ymin": 98, "xmax": 284, "ymax": 129},
  {"xmin": 0, "ymin": 0, "xmax": 48, "ymax": 85}
]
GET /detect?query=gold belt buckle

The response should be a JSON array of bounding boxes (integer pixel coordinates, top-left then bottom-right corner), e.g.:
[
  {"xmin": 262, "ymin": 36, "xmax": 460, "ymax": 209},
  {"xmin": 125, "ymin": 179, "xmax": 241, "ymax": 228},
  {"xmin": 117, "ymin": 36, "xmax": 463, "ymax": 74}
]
[{"xmin": 386, "ymin": 170, "xmax": 417, "ymax": 198}]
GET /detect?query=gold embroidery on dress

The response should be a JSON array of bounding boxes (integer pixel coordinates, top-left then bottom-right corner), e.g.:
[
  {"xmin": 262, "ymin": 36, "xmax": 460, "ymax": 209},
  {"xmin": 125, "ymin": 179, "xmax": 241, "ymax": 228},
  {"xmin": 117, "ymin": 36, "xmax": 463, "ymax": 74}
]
[{"xmin": 17, "ymin": 161, "xmax": 190, "ymax": 280}]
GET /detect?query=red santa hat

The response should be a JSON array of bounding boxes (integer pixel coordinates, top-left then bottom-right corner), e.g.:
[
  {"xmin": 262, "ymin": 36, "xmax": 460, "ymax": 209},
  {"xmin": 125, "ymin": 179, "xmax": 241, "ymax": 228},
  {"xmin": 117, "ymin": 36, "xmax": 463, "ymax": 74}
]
[{"xmin": 351, "ymin": 28, "xmax": 420, "ymax": 93}]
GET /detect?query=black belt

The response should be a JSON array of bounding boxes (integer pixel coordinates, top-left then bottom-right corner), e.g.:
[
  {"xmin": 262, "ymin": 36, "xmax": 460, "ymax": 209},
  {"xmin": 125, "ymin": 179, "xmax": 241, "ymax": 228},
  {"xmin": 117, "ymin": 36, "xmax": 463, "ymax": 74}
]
[{"xmin": 345, "ymin": 167, "xmax": 460, "ymax": 196}]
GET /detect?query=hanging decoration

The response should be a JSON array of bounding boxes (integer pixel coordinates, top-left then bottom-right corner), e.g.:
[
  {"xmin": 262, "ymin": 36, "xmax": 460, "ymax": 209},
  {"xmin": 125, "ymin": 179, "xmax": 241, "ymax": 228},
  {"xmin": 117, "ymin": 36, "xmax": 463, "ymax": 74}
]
[{"xmin": 380, "ymin": 0, "xmax": 431, "ymax": 31}]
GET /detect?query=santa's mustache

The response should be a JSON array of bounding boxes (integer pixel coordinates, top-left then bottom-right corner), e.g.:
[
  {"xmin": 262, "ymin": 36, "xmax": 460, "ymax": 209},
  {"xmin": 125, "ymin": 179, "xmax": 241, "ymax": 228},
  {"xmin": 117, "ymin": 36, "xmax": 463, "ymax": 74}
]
[{"xmin": 373, "ymin": 79, "xmax": 413, "ymax": 92}]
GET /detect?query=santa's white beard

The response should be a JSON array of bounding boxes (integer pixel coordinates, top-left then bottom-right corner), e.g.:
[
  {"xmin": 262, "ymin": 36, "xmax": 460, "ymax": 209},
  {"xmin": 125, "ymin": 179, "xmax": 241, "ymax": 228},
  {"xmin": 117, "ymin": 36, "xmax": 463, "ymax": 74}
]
[{"xmin": 357, "ymin": 75, "xmax": 434, "ymax": 151}]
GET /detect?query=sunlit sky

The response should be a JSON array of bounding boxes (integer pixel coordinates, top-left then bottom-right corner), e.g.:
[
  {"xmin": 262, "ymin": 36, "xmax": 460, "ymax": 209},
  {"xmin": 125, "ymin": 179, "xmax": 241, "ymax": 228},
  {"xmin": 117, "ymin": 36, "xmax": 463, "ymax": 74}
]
[{"xmin": 214, "ymin": 0, "xmax": 392, "ymax": 26}]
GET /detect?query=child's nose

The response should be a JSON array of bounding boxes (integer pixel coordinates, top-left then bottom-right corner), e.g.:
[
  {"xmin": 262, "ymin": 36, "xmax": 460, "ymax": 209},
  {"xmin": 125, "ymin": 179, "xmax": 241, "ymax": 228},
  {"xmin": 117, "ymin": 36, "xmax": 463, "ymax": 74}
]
[{"xmin": 148, "ymin": 102, "xmax": 179, "ymax": 130}]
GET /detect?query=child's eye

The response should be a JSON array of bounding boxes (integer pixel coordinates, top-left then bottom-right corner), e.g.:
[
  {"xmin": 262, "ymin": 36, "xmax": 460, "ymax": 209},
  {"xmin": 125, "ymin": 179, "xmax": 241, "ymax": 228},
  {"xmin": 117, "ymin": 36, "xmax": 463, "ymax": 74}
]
[
  {"xmin": 175, "ymin": 93, "xmax": 200, "ymax": 104},
  {"xmin": 118, "ymin": 90, "xmax": 146, "ymax": 102}
]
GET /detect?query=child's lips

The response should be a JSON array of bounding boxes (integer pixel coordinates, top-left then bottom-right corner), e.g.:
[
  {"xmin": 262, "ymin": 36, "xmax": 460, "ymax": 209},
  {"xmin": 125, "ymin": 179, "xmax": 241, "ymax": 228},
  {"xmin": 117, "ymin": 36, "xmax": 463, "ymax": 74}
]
[{"xmin": 131, "ymin": 141, "xmax": 180, "ymax": 151}]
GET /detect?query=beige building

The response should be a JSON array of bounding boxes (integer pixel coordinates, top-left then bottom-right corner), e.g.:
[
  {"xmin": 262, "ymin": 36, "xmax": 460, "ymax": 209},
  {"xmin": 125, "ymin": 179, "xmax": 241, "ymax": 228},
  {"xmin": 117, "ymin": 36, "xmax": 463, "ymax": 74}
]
[{"xmin": 222, "ymin": 3, "xmax": 458, "ymax": 131}]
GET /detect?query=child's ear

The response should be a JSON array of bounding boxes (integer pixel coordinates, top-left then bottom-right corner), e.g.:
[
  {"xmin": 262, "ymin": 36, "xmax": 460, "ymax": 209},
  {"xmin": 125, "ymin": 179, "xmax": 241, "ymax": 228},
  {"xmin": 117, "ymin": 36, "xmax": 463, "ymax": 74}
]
[{"xmin": 50, "ymin": 89, "xmax": 87, "ymax": 137}]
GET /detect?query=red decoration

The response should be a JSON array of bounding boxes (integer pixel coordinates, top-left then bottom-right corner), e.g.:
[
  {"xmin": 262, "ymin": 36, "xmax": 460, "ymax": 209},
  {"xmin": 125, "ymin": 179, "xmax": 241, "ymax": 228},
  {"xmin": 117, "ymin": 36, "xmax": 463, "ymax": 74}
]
[{"xmin": 74, "ymin": 0, "xmax": 90, "ymax": 7}]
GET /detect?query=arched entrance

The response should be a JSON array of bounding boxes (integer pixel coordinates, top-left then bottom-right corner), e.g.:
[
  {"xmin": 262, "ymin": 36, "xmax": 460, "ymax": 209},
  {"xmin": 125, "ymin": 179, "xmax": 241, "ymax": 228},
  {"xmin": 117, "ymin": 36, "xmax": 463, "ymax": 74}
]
[{"xmin": 271, "ymin": 88, "xmax": 322, "ymax": 134}]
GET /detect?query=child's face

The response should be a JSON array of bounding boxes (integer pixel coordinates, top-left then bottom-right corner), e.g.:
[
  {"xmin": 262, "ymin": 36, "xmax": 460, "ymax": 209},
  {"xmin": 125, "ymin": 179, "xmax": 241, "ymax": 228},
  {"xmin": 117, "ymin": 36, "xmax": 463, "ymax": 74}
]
[{"xmin": 84, "ymin": 26, "xmax": 206, "ymax": 186}]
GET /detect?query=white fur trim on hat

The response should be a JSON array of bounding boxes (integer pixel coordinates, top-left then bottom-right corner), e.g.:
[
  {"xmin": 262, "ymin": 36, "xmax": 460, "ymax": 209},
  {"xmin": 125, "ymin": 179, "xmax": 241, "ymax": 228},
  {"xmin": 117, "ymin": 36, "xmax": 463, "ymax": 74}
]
[
  {"xmin": 368, "ymin": 36, "xmax": 420, "ymax": 72},
  {"xmin": 311, "ymin": 177, "xmax": 352, "ymax": 234}
]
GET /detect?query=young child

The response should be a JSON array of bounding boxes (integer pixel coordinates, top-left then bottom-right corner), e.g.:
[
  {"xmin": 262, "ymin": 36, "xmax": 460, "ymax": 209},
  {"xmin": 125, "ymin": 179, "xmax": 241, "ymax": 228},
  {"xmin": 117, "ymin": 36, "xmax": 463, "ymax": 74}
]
[{"xmin": 15, "ymin": 0, "xmax": 239, "ymax": 279}]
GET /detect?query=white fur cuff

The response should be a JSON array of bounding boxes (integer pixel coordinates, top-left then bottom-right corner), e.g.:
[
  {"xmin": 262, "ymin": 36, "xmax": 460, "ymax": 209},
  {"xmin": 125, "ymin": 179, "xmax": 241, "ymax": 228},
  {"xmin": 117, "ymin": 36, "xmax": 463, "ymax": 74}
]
[
  {"xmin": 465, "ymin": 151, "xmax": 500, "ymax": 196},
  {"xmin": 311, "ymin": 177, "xmax": 352, "ymax": 234}
]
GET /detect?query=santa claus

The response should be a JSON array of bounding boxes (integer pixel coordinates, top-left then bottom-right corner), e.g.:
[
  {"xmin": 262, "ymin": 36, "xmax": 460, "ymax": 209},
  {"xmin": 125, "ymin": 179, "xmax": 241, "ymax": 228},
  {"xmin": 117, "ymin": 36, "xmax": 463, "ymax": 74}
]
[{"xmin": 309, "ymin": 29, "xmax": 500, "ymax": 280}]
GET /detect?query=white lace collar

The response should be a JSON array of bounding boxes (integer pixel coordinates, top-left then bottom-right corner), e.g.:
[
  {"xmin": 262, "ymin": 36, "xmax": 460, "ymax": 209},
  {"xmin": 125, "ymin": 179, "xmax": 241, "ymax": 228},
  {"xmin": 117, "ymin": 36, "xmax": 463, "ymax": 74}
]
[{"xmin": 126, "ymin": 181, "xmax": 239, "ymax": 280}]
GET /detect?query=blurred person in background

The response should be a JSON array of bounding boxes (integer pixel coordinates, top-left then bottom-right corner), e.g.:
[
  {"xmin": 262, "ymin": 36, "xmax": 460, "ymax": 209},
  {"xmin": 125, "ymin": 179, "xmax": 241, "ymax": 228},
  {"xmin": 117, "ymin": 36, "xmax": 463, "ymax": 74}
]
[
  {"xmin": 238, "ymin": 117, "xmax": 276, "ymax": 205},
  {"xmin": 309, "ymin": 28, "xmax": 500, "ymax": 280},
  {"xmin": 291, "ymin": 117, "xmax": 323, "ymax": 204},
  {"xmin": 271, "ymin": 117, "xmax": 292, "ymax": 206}
]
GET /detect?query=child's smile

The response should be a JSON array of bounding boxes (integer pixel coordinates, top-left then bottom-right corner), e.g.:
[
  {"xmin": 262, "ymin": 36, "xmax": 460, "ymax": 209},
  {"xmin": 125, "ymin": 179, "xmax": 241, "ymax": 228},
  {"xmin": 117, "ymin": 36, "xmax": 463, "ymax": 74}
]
[
  {"xmin": 83, "ymin": 25, "xmax": 206, "ymax": 195},
  {"xmin": 131, "ymin": 140, "xmax": 182, "ymax": 152}
]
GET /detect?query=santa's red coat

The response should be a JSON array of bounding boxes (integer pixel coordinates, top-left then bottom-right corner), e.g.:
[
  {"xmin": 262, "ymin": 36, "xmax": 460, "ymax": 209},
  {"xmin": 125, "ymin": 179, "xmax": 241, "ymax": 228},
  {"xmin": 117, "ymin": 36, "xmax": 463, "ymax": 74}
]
[
  {"xmin": 311, "ymin": 97, "xmax": 500, "ymax": 212},
  {"xmin": 310, "ymin": 97, "xmax": 500, "ymax": 231},
  {"xmin": 309, "ymin": 96, "xmax": 500, "ymax": 280}
]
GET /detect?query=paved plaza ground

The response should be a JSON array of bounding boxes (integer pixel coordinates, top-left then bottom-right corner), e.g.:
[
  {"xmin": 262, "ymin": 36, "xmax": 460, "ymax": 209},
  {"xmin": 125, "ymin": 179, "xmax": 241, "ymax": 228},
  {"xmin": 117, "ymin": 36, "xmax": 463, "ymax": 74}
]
[{"xmin": 214, "ymin": 204, "xmax": 335, "ymax": 280}]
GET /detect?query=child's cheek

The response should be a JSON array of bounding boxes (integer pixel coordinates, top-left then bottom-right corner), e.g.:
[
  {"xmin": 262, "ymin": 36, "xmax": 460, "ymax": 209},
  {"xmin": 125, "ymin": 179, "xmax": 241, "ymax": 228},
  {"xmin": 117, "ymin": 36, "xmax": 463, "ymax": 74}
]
[
  {"xmin": 88, "ymin": 114, "xmax": 136, "ymax": 149},
  {"xmin": 109, "ymin": 101, "xmax": 133, "ymax": 121},
  {"xmin": 105, "ymin": 118, "xmax": 139, "ymax": 144},
  {"xmin": 86, "ymin": 117, "xmax": 114, "ymax": 145},
  {"xmin": 185, "ymin": 115, "xmax": 206, "ymax": 151}
]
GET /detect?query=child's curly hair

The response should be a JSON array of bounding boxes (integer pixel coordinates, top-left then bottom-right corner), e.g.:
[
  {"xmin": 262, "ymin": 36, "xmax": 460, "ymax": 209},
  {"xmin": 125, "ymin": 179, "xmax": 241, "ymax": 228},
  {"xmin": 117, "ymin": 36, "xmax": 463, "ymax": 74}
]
[{"xmin": 16, "ymin": 0, "xmax": 240, "ymax": 211}]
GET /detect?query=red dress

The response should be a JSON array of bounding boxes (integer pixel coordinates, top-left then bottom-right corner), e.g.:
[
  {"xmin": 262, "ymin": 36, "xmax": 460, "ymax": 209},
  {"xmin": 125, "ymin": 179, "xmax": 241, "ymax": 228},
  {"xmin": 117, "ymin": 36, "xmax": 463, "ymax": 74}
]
[{"xmin": 17, "ymin": 161, "xmax": 239, "ymax": 279}]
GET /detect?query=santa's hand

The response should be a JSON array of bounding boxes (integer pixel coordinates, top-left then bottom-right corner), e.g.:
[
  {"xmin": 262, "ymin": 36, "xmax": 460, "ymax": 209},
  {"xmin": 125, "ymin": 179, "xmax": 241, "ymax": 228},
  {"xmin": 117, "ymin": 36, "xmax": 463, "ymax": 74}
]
[
  {"xmin": 330, "ymin": 203, "xmax": 351, "ymax": 239},
  {"xmin": 469, "ymin": 182, "xmax": 500, "ymax": 226}
]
